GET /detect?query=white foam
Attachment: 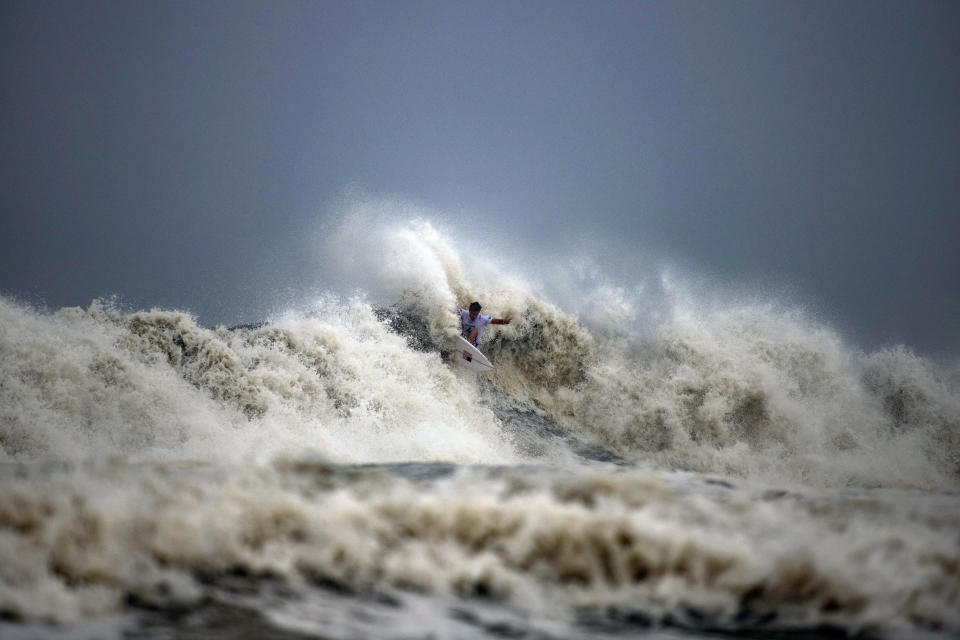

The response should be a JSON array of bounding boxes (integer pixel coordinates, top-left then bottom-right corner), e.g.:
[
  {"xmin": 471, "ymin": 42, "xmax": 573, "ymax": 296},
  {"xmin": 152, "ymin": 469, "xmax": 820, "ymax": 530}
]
[
  {"xmin": 1, "ymin": 462, "xmax": 957, "ymax": 633},
  {"xmin": 0, "ymin": 295, "xmax": 518, "ymax": 466}
]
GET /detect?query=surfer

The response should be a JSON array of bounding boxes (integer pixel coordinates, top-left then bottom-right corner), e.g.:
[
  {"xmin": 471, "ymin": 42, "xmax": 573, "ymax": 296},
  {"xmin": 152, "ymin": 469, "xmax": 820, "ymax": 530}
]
[{"xmin": 457, "ymin": 302, "xmax": 510, "ymax": 346}]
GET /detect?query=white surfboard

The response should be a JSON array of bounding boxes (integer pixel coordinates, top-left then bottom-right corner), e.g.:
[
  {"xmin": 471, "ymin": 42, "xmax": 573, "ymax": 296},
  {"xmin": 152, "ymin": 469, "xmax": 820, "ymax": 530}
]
[{"xmin": 455, "ymin": 335, "xmax": 493, "ymax": 371}]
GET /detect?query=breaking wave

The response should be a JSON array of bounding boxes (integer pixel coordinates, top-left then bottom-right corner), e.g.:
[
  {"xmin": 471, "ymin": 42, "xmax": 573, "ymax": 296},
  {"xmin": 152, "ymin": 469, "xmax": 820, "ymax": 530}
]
[{"xmin": 2, "ymin": 209, "xmax": 958, "ymax": 489}]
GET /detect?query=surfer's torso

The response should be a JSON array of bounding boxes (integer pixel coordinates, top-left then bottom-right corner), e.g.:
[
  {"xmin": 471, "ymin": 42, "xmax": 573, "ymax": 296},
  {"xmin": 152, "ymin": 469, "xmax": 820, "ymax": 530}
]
[{"xmin": 458, "ymin": 309, "xmax": 492, "ymax": 345}]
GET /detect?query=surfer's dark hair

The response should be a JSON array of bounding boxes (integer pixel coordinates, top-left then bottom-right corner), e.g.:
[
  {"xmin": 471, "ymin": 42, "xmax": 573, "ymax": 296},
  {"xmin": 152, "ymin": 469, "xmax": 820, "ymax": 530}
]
[{"xmin": 469, "ymin": 302, "xmax": 481, "ymax": 312}]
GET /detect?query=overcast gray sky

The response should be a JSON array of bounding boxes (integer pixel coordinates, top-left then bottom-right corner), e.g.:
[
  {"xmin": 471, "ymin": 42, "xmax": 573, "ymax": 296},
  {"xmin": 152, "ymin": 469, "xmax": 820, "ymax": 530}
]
[{"xmin": 1, "ymin": 0, "xmax": 958, "ymax": 353}]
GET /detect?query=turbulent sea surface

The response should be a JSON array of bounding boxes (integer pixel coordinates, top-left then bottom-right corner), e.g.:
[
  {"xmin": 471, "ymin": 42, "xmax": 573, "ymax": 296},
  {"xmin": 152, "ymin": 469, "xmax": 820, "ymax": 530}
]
[{"xmin": 1, "ymin": 220, "xmax": 959, "ymax": 639}]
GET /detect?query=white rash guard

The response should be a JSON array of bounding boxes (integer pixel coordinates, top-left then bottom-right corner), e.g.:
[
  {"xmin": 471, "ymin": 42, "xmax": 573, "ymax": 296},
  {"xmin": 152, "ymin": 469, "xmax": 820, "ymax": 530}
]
[{"xmin": 458, "ymin": 309, "xmax": 492, "ymax": 345}]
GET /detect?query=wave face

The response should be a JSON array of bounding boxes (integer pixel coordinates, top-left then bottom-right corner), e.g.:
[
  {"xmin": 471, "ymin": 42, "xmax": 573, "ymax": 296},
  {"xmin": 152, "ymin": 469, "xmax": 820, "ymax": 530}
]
[{"xmin": 1, "ymin": 209, "xmax": 959, "ymax": 638}]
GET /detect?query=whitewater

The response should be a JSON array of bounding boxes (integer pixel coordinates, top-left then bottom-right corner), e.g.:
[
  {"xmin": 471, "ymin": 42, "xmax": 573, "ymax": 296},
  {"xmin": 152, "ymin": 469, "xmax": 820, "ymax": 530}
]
[{"xmin": 1, "ymin": 212, "xmax": 958, "ymax": 639}]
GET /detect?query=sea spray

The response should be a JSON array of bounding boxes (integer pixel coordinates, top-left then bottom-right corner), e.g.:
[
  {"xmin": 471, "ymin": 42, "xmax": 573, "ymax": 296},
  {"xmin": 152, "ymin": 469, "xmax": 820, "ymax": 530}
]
[{"xmin": 6, "ymin": 214, "xmax": 957, "ymax": 486}]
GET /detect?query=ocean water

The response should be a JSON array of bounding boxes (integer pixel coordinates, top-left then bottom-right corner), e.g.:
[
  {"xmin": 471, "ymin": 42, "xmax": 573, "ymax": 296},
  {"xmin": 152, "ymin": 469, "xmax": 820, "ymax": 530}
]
[{"xmin": 1, "ymin": 219, "xmax": 958, "ymax": 639}]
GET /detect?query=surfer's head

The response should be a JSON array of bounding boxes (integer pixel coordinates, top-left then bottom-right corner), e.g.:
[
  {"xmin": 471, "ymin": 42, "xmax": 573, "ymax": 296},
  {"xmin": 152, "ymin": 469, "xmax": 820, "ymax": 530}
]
[{"xmin": 469, "ymin": 301, "xmax": 481, "ymax": 319}]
